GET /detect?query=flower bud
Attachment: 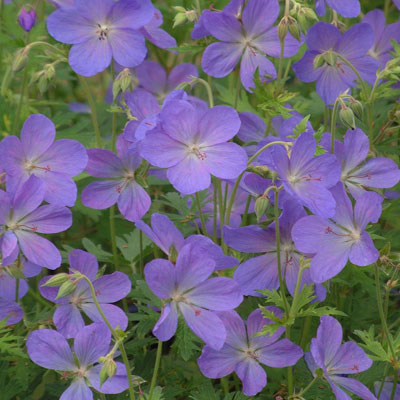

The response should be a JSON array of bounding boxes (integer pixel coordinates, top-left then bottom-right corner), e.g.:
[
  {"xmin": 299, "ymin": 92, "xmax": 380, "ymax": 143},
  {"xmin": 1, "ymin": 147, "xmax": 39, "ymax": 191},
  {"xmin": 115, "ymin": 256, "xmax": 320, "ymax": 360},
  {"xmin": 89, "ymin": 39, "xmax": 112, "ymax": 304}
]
[
  {"xmin": 12, "ymin": 48, "xmax": 29, "ymax": 73},
  {"xmin": 173, "ymin": 12, "xmax": 187, "ymax": 28},
  {"xmin": 303, "ymin": 7, "xmax": 318, "ymax": 22},
  {"xmin": 322, "ymin": 51, "xmax": 337, "ymax": 67},
  {"xmin": 169, "ymin": 245, "xmax": 178, "ymax": 263},
  {"xmin": 172, "ymin": 6, "xmax": 186, "ymax": 13},
  {"xmin": 313, "ymin": 54, "xmax": 324, "ymax": 69},
  {"xmin": 255, "ymin": 196, "xmax": 269, "ymax": 221},
  {"xmin": 278, "ymin": 17, "xmax": 288, "ymax": 41},
  {"xmin": 350, "ymin": 100, "xmax": 363, "ymax": 120},
  {"xmin": 113, "ymin": 68, "xmax": 134, "ymax": 100},
  {"xmin": 18, "ymin": 6, "xmax": 36, "ymax": 32},
  {"xmin": 99, "ymin": 358, "xmax": 117, "ymax": 386},
  {"xmin": 42, "ymin": 273, "xmax": 70, "ymax": 287},
  {"xmin": 288, "ymin": 17, "xmax": 301, "ymax": 42},
  {"xmin": 55, "ymin": 279, "xmax": 77, "ymax": 300},
  {"xmin": 339, "ymin": 107, "xmax": 356, "ymax": 130}
]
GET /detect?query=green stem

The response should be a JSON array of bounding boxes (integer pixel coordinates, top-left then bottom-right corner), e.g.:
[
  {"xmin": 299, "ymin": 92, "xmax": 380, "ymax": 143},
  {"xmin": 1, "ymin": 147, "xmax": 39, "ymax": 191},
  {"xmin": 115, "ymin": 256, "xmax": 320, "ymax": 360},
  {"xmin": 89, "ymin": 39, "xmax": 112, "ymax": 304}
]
[
  {"xmin": 221, "ymin": 377, "xmax": 229, "ymax": 395},
  {"xmin": 374, "ymin": 264, "xmax": 397, "ymax": 361},
  {"xmin": 216, "ymin": 179, "xmax": 227, "ymax": 252},
  {"xmin": 15, "ymin": 278, "xmax": 20, "ymax": 303},
  {"xmin": 384, "ymin": 0, "xmax": 390, "ymax": 19},
  {"xmin": 234, "ymin": 70, "xmax": 241, "ymax": 110},
  {"xmin": 100, "ymin": 393, "xmax": 107, "ymax": 400},
  {"xmin": 289, "ymin": 376, "xmax": 318, "ymax": 399},
  {"xmin": 195, "ymin": 192, "xmax": 208, "ymax": 237},
  {"xmin": 195, "ymin": 78, "xmax": 214, "ymax": 108},
  {"xmin": 324, "ymin": 106, "xmax": 329, "ymax": 132},
  {"xmin": 139, "ymin": 230, "xmax": 144, "ymax": 274},
  {"xmin": 300, "ymin": 316, "xmax": 312, "ymax": 349},
  {"xmin": 13, "ymin": 46, "xmax": 29, "ymax": 133},
  {"xmin": 81, "ymin": 275, "xmax": 136, "ymax": 400},
  {"xmin": 110, "ymin": 61, "xmax": 117, "ymax": 152},
  {"xmin": 377, "ymin": 364, "xmax": 390, "ymax": 398},
  {"xmin": 274, "ymin": 187, "xmax": 289, "ymax": 316},
  {"xmin": 225, "ymin": 141, "xmax": 291, "ymax": 225},
  {"xmin": 213, "ymin": 178, "xmax": 218, "ymax": 242},
  {"xmin": 276, "ymin": 39, "xmax": 285, "ymax": 89},
  {"xmin": 76, "ymin": 74, "xmax": 102, "ymax": 147},
  {"xmin": 148, "ymin": 340, "xmax": 163, "ymax": 400},
  {"xmin": 109, "ymin": 205, "xmax": 119, "ymax": 270},
  {"xmin": 241, "ymin": 195, "xmax": 252, "ymax": 226},
  {"xmin": 391, "ymin": 372, "xmax": 398, "ymax": 400},
  {"xmin": 330, "ymin": 99, "xmax": 340, "ymax": 154}
]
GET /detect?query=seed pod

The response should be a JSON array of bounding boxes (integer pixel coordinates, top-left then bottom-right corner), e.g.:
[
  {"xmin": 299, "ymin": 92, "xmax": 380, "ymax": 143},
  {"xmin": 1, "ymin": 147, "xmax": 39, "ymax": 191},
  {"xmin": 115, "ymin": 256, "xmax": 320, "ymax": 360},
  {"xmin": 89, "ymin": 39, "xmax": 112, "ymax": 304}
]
[
  {"xmin": 350, "ymin": 100, "xmax": 363, "ymax": 120},
  {"xmin": 42, "ymin": 273, "xmax": 70, "ymax": 287},
  {"xmin": 255, "ymin": 196, "xmax": 269, "ymax": 221},
  {"xmin": 55, "ymin": 279, "xmax": 77, "ymax": 300},
  {"xmin": 288, "ymin": 17, "xmax": 301, "ymax": 42},
  {"xmin": 12, "ymin": 48, "xmax": 29, "ymax": 73},
  {"xmin": 339, "ymin": 107, "xmax": 356, "ymax": 130},
  {"xmin": 278, "ymin": 17, "xmax": 288, "ymax": 41}
]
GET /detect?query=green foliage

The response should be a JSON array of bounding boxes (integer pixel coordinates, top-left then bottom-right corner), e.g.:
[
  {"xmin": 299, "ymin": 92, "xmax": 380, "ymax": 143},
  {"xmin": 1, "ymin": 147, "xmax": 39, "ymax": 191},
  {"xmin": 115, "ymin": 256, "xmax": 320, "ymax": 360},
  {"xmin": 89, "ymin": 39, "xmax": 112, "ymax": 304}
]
[{"xmin": 171, "ymin": 320, "xmax": 201, "ymax": 362}]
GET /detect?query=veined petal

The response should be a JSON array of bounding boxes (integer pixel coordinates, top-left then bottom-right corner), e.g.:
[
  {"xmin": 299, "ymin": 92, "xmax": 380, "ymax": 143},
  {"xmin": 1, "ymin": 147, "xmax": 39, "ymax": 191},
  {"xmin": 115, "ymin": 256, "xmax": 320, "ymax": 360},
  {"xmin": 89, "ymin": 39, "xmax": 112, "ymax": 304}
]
[
  {"xmin": 73, "ymin": 323, "xmax": 111, "ymax": 368},
  {"xmin": 354, "ymin": 191, "xmax": 383, "ymax": 229},
  {"xmin": 60, "ymin": 379, "xmax": 93, "ymax": 400},
  {"xmin": 335, "ymin": 23, "xmax": 374, "ymax": 59},
  {"xmin": 254, "ymin": 27, "xmax": 300, "ymax": 58},
  {"xmin": 81, "ymin": 303, "xmax": 128, "ymax": 331},
  {"xmin": 87, "ymin": 362, "xmax": 129, "ymax": 394},
  {"xmin": 316, "ymin": 65, "xmax": 349, "ymax": 105},
  {"xmin": 328, "ymin": 341, "xmax": 372, "ymax": 374},
  {"xmin": 167, "ymin": 63, "xmax": 198, "ymax": 92},
  {"xmin": 0, "ymin": 135, "xmax": 25, "ymax": 176},
  {"xmin": 85, "ymin": 149, "xmax": 123, "ymax": 178},
  {"xmin": 242, "ymin": 0, "xmax": 279, "ymax": 37},
  {"xmin": 69, "ymin": 38, "xmax": 112, "ymax": 77},
  {"xmin": 108, "ymin": 0, "xmax": 154, "ymax": 30},
  {"xmin": 20, "ymin": 205, "xmax": 72, "ymax": 233},
  {"xmin": 224, "ymin": 225, "xmax": 275, "ymax": 253},
  {"xmin": 216, "ymin": 310, "xmax": 247, "ymax": 349},
  {"xmin": 41, "ymin": 173, "xmax": 78, "ymax": 207},
  {"xmin": 1, "ymin": 231, "xmax": 18, "ymax": 261},
  {"xmin": 179, "ymin": 302, "xmax": 226, "ymax": 350},
  {"xmin": 292, "ymin": 51, "xmax": 323, "ymax": 83},
  {"xmin": 136, "ymin": 60, "xmax": 166, "ymax": 94},
  {"xmin": 144, "ymin": 259, "xmax": 176, "ymax": 299},
  {"xmin": 69, "ymin": 249, "xmax": 98, "ymax": 280},
  {"xmin": 342, "ymin": 128, "xmax": 369, "ymax": 173},
  {"xmin": 257, "ymin": 338, "xmax": 303, "ymax": 368},
  {"xmin": 349, "ymin": 231, "xmax": 379, "ymax": 266},
  {"xmin": 54, "ymin": 304, "xmax": 86, "ymax": 339},
  {"xmin": 307, "ymin": 22, "xmax": 340, "ymax": 52},
  {"xmin": 330, "ymin": 376, "xmax": 376, "ymax": 400},
  {"xmin": 153, "ymin": 302, "xmax": 178, "ymax": 341},
  {"xmin": 26, "ymin": 329, "xmax": 75, "ymax": 371},
  {"xmin": 203, "ymin": 12, "xmax": 243, "ymax": 42},
  {"xmin": 92, "ymin": 272, "xmax": 131, "ymax": 303},
  {"xmin": 202, "ymin": 42, "xmax": 243, "ymax": 79},
  {"xmin": 235, "ymin": 358, "xmax": 267, "ymax": 396},
  {"xmin": 81, "ymin": 180, "xmax": 122, "ymax": 210},
  {"xmin": 186, "ymin": 277, "xmax": 242, "ymax": 311},
  {"xmin": 117, "ymin": 181, "xmax": 151, "ymax": 222}
]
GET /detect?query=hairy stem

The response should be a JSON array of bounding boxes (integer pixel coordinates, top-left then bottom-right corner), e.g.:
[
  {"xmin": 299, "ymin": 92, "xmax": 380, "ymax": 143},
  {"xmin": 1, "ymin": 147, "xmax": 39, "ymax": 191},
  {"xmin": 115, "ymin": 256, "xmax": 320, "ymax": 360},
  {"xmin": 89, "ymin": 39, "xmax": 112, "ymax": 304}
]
[
  {"xmin": 148, "ymin": 340, "xmax": 163, "ymax": 400},
  {"xmin": 330, "ymin": 98, "xmax": 340, "ymax": 154},
  {"xmin": 195, "ymin": 192, "xmax": 208, "ymax": 237}
]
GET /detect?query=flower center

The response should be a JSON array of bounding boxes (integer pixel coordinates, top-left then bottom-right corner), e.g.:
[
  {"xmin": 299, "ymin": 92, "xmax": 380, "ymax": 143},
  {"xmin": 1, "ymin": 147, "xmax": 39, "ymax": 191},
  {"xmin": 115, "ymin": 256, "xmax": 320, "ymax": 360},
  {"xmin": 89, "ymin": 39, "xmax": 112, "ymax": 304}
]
[
  {"xmin": 189, "ymin": 145, "xmax": 207, "ymax": 160},
  {"xmin": 288, "ymin": 173, "xmax": 321, "ymax": 185},
  {"xmin": 245, "ymin": 349, "xmax": 259, "ymax": 360},
  {"xmin": 7, "ymin": 222, "xmax": 38, "ymax": 232},
  {"xmin": 24, "ymin": 160, "xmax": 51, "ymax": 173},
  {"xmin": 96, "ymin": 24, "xmax": 109, "ymax": 40}
]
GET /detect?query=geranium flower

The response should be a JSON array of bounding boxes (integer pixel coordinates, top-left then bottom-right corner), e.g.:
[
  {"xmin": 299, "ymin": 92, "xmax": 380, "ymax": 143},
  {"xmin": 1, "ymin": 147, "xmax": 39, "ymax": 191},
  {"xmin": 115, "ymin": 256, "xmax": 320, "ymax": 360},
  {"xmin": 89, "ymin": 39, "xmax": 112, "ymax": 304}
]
[
  {"xmin": 306, "ymin": 316, "xmax": 376, "ymax": 400},
  {"xmin": 39, "ymin": 249, "xmax": 131, "ymax": 338},
  {"xmin": 293, "ymin": 22, "xmax": 378, "ymax": 104},
  {"xmin": 47, "ymin": 0, "xmax": 154, "ymax": 76},
  {"xmin": 197, "ymin": 307, "xmax": 303, "ymax": 396},
  {"xmin": 140, "ymin": 99, "xmax": 247, "ymax": 194},
  {"xmin": 0, "ymin": 175, "xmax": 72, "ymax": 269},
  {"xmin": 0, "ymin": 114, "xmax": 87, "ymax": 207},
  {"xmin": 315, "ymin": 0, "xmax": 360, "ymax": 18},
  {"xmin": 145, "ymin": 242, "xmax": 243, "ymax": 349},
  {"xmin": 201, "ymin": 0, "xmax": 300, "ymax": 91},
  {"xmin": 27, "ymin": 323, "xmax": 129, "ymax": 399},
  {"xmin": 292, "ymin": 183, "xmax": 383, "ymax": 283},
  {"xmin": 82, "ymin": 135, "xmax": 151, "ymax": 223}
]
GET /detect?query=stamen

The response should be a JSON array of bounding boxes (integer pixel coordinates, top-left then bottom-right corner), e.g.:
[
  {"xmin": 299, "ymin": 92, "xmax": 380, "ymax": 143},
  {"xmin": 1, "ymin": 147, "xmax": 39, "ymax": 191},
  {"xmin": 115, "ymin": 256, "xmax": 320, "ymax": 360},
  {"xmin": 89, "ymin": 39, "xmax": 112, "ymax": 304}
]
[{"xmin": 190, "ymin": 146, "xmax": 207, "ymax": 160}]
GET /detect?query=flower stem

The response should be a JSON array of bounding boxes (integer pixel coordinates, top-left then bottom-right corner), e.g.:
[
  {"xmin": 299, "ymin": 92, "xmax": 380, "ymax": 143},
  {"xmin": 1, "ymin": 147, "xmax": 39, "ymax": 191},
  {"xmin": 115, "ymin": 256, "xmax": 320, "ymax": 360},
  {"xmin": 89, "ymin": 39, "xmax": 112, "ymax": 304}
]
[
  {"xmin": 195, "ymin": 192, "xmax": 209, "ymax": 237},
  {"xmin": 216, "ymin": 178, "xmax": 227, "ymax": 252},
  {"xmin": 374, "ymin": 264, "xmax": 397, "ymax": 363},
  {"xmin": 81, "ymin": 275, "xmax": 136, "ymax": 400},
  {"xmin": 213, "ymin": 178, "xmax": 218, "ymax": 242},
  {"xmin": 241, "ymin": 195, "xmax": 252, "ymax": 226},
  {"xmin": 195, "ymin": 77, "xmax": 214, "ymax": 108},
  {"xmin": 234, "ymin": 70, "xmax": 241, "ymax": 110},
  {"xmin": 330, "ymin": 98, "xmax": 340, "ymax": 154},
  {"xmin": 148, "ymin": 340, "xmax": 163, "ymax": 400},
  {"xmin": 225, "ymin": 141, "xmax": 291, "ymax": 226},
  {"xmin": 76, "ymin": 74, "xmax": 102, "ymax": 148},
  {"xmin": 289, "ymin": 376, "xmax": 318, "ymax": 399},
  {"xmin": 391, "ymin": 372, "xmax": 398, "ymax": 400}
]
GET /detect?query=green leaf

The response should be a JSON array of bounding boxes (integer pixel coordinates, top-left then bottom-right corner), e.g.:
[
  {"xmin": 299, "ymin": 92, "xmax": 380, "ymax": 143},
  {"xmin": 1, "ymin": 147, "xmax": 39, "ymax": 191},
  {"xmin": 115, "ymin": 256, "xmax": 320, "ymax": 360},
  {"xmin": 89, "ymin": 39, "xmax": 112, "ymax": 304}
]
[
  {"xmin": 293, "ymin": 114, "xmax": 311, "ymax": 137},
  {"xmin": 82, "ymin": 238, "xmax": 112, "ymax": 262},
  {"xmin": 354, "ymin": 327, "xmax": 392, "ymax": 362},
  {"xmin": 116, "ymin": 229, "xmax": 151, "ymax": 262},
  {"xmin": 171, "ymin": 319, "xmax": 201, "ymax": 362}
]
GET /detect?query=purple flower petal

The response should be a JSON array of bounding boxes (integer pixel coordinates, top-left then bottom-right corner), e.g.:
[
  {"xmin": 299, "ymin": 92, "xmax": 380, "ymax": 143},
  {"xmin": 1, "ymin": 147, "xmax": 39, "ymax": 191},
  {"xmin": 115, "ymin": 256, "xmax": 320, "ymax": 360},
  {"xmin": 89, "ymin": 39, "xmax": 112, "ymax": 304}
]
[
  {"xmin": 108, "ymin": 28, "xmax": 146, "ymax": 68},
  {"xmin": 202, "ymin": 42, "xmax": 243, "ymax": 78},
  {"xmin": 349, "ymin": 231, "xmax": 379, "ymax": 266},
  {"xmin": 179, "ymin": 302, "xmax": 226, "ymax": 350},
  {"xmin": 237, "ymin": 112, "xmax": 266, "ymax": 143},
  {"xmin": 60, "ymin": 379, "xmax": 93, "ymax": 400},
  {"xmin": 240, "ymin": 47, "xmax": 276, "ymax": 92},
  {"xmin": 224, "ymin": 225, "xmax": 275, "ymax": 253},
  {"xmin": 326, "ymin": 0, "xmax": 360, "ymax": 18},
  {"xmin": 145, "ymin": 259, "xmax": 176, "ymax": 299},
  {"xmin": 0, "ymin": 136, "xmax": 25, "ymax": 177},
  {"xmin": 2, "ymin": 231, "xmax": 18, "ymax": 260},
  {"xmin": 41, "ymin": 173, "xmax": 78, "ymax": 207},
  {"xmin": 202, "ymin": 11, "xmax": 243, "ymax": 42},
  {"xmin": 85, "ymin": 149, "xmax": 124, "ymax": 178},
  {"xmin": 234, "ymin": 254, "xmax": 280, "ymax": 296},
  {"xmin": 26, "ymin": 329, "xmax": 75, "ymax": 370},
  {"xmin": 74, "ymin": 323, "xmax": 111, "ymax": 367},
  {"xmin": 217, "ymin": 310, "xmax": 247, "ymax": 349},
  {"xmin": 186, "ymin": 277, "xmax": 242, "ymax": 311},
  {"xmin": 141, "ymin": 25, "xmax": 177, "ymax": 51},
  {"xmin": 81, "ymin": 303, "xmax": 128, "ymax": 331},
  {"xmin": 241, "ymin": 0, "xmax": 279, "ymax": 37},
  {"xmin": 167, "ymin": 63, "xmax": 198, "ymax": 92},
  {"xmin": 16, "ymin": 230, "xmax": 61, "ymax": 270},
  {"xmin": 197, "ymin": 106, "xmax": 241, "ymax": 146},
  {"xmin": 203, "ymin": 142, "xmax": 248, "ymax": 180},
  {"xmin": 117, "ymin": 181, "xmax": 151, "ymax": 222},
  {"xmin": 316, "ymin": 66, "xmax": 350, "ymax": 105},
  {"xmin": 20, "ymin": 205, "xmax": 72, "ymax": 233},
  {"xmin": 69, "ymin": 249, "xmax": 99, "ymax": 280},
  {"xmin": 92, "ymin": 272, "xmax": 131, "ymax": 303},
  {"xmin": 307, "ymin": 22, "xmax": 340, "ymax": 52},
  {"xmin": 54, "ymin": 304, "xmax": 86, "ymax": 339},
  {"xmin": 0, "ymin": 299, "xmax": 23, "ymax": 325},
  {"xmin": 257, "ymin": 338, "xmax": 303, "ymax": 368},
  {"xmin": 21, "ymin": 114, "xmax": 56, "ymax": 159},
  {"xmin": 197, "ymin": 344, "xmax": 240, "ymax": 378},
  {"xmin": 136, "ymin": 60, "xmax": 167, "ymax": 94},
  {"xmin": 341, "ymin": 128, "xmax": 369, "ymax": 172},
  {"xmin": 0, "ymin": 190, "xmax": 11, "ymax": 224},
  {"xmin": 292, "ymin": 50, "xmax": 323, "ymax": 83},
  {"xmin": 153, "ymin": 302, "xmax": 178, "ymax": 341},
  {"xmin": 81, "ymin": 180, "xmax": 122, "ymax": 210},
  {"xmin": 69, "ymin": 37, "xmax": 112, "ymax": 77},
  {"xmin": 354, "ymin": 191, "xmax": 383, "ymax": 229},
  {"xmin": 254, "ymin": 27, "xmax": 300, "ymax": 58},
  {"xmin": 336, "ymin": 24, "xmax": 374, "ymax": 60},
  {"xmin": 329, "ymin": 341, "xmax": 372, "ymax": 375},
  {"xmin": 331, "ymin": 376, "xmax": 376, "ymax": 400},
  {"xmin": 235, "ymin": 358, "xmax": 267, "ymax": 396}
]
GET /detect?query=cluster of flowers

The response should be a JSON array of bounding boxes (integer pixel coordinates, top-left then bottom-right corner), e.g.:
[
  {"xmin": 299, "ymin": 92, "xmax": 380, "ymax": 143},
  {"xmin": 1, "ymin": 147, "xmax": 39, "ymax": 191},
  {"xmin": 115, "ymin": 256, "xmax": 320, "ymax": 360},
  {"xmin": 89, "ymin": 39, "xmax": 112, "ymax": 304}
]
[{"xmin": 1, "ymin": 0, "xmax": 400, "ymax": 398}]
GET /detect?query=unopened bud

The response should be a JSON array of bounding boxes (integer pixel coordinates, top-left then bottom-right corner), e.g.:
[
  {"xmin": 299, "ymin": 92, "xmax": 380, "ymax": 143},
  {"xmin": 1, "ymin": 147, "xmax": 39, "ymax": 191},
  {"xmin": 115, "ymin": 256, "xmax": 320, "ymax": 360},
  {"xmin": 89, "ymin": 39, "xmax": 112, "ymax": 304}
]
[
  {"xmin": 173, "ymin": 12, "xmax": 187, "ymax": 28},
  {"xmin": 172, "ymin": 6, "xmax": 186, "ymax": 13},
  {"xmin": 18, "ymin": 6, "xmax": 36, "ymax": 32},
  {"xmin": 288, "ymin": 17, "xmax": 301, "ymax": 41},
  {"xmin": 313, "ymin": 54, "xmax": 324, "ymax": 69},
  {"xmin": 278, "ymin": 17, "xmax": 289, "ymax": 41},
  {"xmin": 339, "ymin": 107, "xmax": 356, "ymax": 130},
  {"xmin": 12, "ymin": 47, "xmax": 29, "ymax": 73},
  {"xmin": 113, "ymin": 68, "xmax": 134, "ymax": 100},
  {"xmin": 99, "ymin": 358, "xmax": 117, "ymax": 386},
  {"xmin": 255, "ymin": 196, "xmax": 269, "ymax": 221},
  {"xmin": 55, "ymin": 279, "xmax": 77, "ymax": 300},
  {"xmin": 168, "ymin": 245, "xmax": 178, "ymax": 263},
  {"xmin": 42, "ymin": 273, "xmax": 70, "ymax": 287},
  {"xmin": 303, "ymin": 7, "xmax": 318, "ymax": 21},
  {"xmin": 350, "ymin": 100, "xmax": 363, "ymax": 120},
  {"xmin": 322, "ymin": 51, "xmax": 337, "ymax": 67}
]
